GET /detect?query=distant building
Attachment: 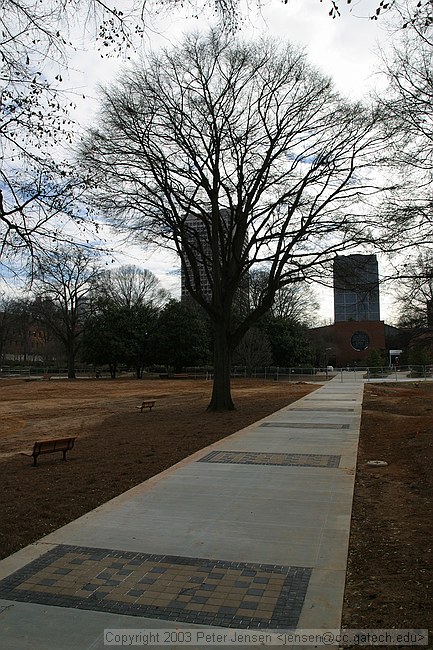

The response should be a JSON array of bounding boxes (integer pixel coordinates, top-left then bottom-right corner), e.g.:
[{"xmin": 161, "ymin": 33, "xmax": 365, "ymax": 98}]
[
  {"xmin": 309, "ymin": 254, "xmax": 390, "ymax": 366},
  {"xmin": 180, "ymin": 213, "xmax": 213, "ymax": 304},
  {"xmin": 180, "ymin": 210, "xmax": 249, "ymax": 313},
  {"xmin": 333, "ymin": 254, "xmax": 380, "ymax": 322},
  {"xmin": 311, "ymin": 320, "xmax": 386, "ymax": 367}
]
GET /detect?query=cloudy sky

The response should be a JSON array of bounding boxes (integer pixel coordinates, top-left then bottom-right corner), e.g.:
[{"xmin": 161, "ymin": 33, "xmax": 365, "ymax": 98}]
[{"xmin": 63, "ymin": 0, "xmax": 395, "ymax": 323}]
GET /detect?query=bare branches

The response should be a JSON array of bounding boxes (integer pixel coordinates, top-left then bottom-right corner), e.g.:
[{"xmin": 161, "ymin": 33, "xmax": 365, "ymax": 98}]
[
  {"xmin": 0, "ymin": 159, "xmax": 103, "ymax": 281},
  {"xmin": 314, "ymin": 0, "xmax": 431, "ymax": 27},
  {"xmin": 96, "ymin": 265, "xmax": 170, "ymax": 308},
  {"xmin": 82, "ymin": 31, "xmax": 386, "ymax": 324},
  {"xmin": 31, "ymin": 245, "xmax": 102, "ymax": 377},
  {"xmin": 373, "ymin": 1, "xmax": 433, "ymax": 258},
  {"xmin": 380, "ymin": 32, "xmax": 433, "ymax": 169},
  {"xmin": 0, "ymin": 1, "xmax": 149, "ymax": 275},
  {"xmin": 81, "ymin": 29, "xmax": 390, "ymax": 409},
  {"xmin": 392, "ymin": 252, "xmax": 433, "ymax": 327}
]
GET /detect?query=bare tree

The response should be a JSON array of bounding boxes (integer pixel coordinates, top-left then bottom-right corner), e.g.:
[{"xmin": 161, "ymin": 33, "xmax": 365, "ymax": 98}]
[
  {"xmin": 393, "ymin": 254, "xmax": 433, "ymax": 328},
  {"xmin": 96, "ymin": 265, "xmax": 170, "ymax": 309},
  {"xmin": 31, "ymin": 246, "xmax": 102, "ymax": 378},
  {"xmin": 83, "ymin": 32, "xmax": 383, "ymax": 409},
  {"xmin": 380, "ymin": 15, "xmax": 433, "ymax": 170},
  {"xmin": 233, "ymin": 328, "xmax": 273, "ymax": 376},
  {"xmin": 1, "ymin": 0, "xmax": 249, "ymax": 274},
  {"xmin": 371, "ymin": 0, "xmax": 433, "ymax": 274},
  {"xmin": 0, "ymin": 1, "xmax": 142, "ymax": 273},
  {"xmin": 0, "ymin": 295, "xmax": 17, "ymax": 364},
  {"xmin": 81, "ymin": 31, "xmax": 387, "ymax": 410},
  {"xmin": 249, "ymin": 270, "xmax": 319, "ymax": 326}
]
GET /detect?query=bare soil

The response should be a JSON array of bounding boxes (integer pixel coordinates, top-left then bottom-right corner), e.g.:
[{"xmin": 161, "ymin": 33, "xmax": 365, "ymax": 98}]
[
  {"xmin": 0, "ymin": 377, "xmax": 432, "ymax": 643},
  {"xmin": 342, "ymin": 382, "xmax": 433, "ymax": 645},
  {"xmin": 0, "ymin": 377, "xmax": 317, "ymax": 559}
]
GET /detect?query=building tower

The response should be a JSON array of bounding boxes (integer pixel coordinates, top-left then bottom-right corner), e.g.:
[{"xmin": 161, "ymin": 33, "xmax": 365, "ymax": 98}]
[
  {"xmin": 333, "ymin": 254, "xmax": 380, "ymax": 323},
  {"xmin": 180, "ymin": 210, "xmax": 249, "ymax": 314},
  {"xmin": 180, "ymin": 213, "xmax": 213, "ymax": 304}
]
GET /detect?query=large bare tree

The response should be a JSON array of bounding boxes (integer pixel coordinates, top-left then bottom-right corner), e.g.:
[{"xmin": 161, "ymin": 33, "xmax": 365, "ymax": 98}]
[
  {"xmin": 2, "ymin": 0, "xmax": 414, "ymax": 274},
  {"xmin": 96, "ymin": 265, "xmax": 170, "ymax": 309},
  {"xmin": 81, "ymin": 30, "xmax": 387, "ymax": 410},
  {"xmin": 31, "ymin": 246, "xmax": 101, "ymax": 378}
]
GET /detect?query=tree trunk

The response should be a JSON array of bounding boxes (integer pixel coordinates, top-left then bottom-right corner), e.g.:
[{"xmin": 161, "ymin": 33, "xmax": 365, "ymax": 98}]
[
  {"xmin": 67, "ymin": 346, "xmax": 76, "ymax": 379},
  {"xmin": 207, "ymin": 325, "xmax": 235, "ymax": 411},
  {"xmin": 67, "ymin": 363, "xmax": 76, "ymax": 379}
]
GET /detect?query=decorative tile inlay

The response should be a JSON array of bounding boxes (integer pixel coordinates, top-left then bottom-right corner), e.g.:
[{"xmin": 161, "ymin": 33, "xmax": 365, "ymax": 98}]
[
  {"xmin": 259, "ymin": 422, "xmax": 350, "ymax": 430},
  {"xmin": 0, "ymin": 545, "xmax": 311, "ymax": 629},
  {"xmin": 304, "ymin": 398, "xmax": 357, "ymax": 401},
  {"xmin": 289, "ymin": 407, "xmax": 354, "ymax": 412},
  {"xmin": 198, "ymin": 450, "xmax": 341, "ymax": 468}
]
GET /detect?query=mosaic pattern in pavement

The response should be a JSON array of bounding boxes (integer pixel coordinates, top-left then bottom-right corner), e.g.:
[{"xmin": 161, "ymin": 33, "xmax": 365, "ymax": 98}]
[
  {"xmin": 304, "ymin": 397, "xmax": 357, "ymax": 401},
  {"xmin": 259, "ymin": 422, "xmax": 350, "ymax": 429},
  {"xmin": 0, "ymin": 545, "xmax": 311, "ymax": 629},
  {"xmin": 198, "ymin": 450, "xmax": 341, "ymax": 468},
  {"xmin": 289, "ymin": 407, "xmax": 355, "ymax": 412}
]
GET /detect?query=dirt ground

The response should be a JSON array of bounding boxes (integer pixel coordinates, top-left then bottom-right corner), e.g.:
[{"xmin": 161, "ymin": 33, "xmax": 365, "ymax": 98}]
[
  {"xmin": 342, "ymin": 382, "xmax": 433, "ymax": 644},
  {"xmin": 0, "ymin": 377, "xmax": 317, "ymax": 559},
  {"xmin": 0, "ymin": 376, "xmax": 432, "ymax": 642}
]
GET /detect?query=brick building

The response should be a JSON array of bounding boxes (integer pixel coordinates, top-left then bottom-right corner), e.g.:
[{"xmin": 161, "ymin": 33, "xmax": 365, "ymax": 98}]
[{"xmin": 310, "ymin": 254, "xmax": 389, "ymax": 366}]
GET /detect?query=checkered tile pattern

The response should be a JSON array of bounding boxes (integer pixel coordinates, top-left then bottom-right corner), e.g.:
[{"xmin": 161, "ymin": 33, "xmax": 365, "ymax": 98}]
[
  {"xmin": 289, "ymin": 407, "xmax": 354, "ymax": 412},
  {"xmin": 0, "ymin": 545, "xmax": 311, "ymax": 629},
  {"xmin": 198, "ymin": 450, "xmax": 341, "ymax": 468},
  {"xmin": 259, "ymin": 423, "xmax": 350, "ymax": 429},
  {"xmin": 304, "ymin": 398, "xmax": 357, "ymax": 401}
]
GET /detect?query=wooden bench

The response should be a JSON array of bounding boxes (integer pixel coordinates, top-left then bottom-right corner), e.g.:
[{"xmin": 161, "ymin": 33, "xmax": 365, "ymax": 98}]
[
  {"xmin": 136, "ymin": 400, "xmax": 156, "ymax": 412},
  {"xmin": 21, "ymin": 437, "xmax": 77, "ymax": 467}
]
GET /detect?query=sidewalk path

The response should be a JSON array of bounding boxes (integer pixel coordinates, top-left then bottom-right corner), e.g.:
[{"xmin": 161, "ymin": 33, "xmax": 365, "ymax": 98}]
[{"xmin": 0, "ymin": 375, "xmax": 363, "ymax": 649}]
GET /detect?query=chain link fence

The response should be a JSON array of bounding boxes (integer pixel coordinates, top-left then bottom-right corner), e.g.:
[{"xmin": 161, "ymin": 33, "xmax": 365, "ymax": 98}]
[{"xmin": 1, "ymin": 364, "xmax": 432, "ymax": 382}]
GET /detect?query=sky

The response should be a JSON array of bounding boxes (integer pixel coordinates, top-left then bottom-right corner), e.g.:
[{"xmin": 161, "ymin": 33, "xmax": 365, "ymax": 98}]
[{"xmin": 62, "ymin": 0, "xmax": 397, "ymax": 324}]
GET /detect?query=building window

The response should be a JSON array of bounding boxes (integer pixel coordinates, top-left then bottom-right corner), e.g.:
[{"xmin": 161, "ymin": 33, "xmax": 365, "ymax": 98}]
[{"xmin": 350, "ymin": 330, "xmax": 370, "ymax": 351}]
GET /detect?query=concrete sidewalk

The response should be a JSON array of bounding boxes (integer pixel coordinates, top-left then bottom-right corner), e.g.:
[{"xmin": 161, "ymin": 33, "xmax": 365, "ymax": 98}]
[{"xmin": 0, "ymin": 375, "xmax": 363, "ymax": 649}]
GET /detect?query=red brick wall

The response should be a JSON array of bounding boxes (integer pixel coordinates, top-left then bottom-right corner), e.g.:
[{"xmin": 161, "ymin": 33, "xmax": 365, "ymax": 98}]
[{"xmin": 312, "ymin": 321, "xmax": 386, "ymax": 366}]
